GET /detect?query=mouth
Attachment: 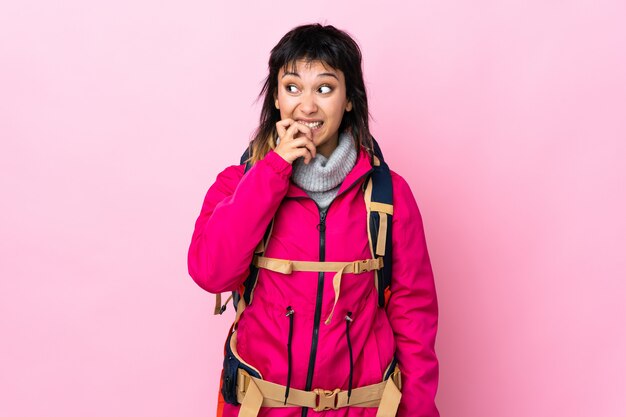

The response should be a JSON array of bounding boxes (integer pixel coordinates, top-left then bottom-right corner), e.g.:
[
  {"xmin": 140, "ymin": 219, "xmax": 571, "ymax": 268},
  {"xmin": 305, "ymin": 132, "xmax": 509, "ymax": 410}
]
[{"xmin": 296, "ymin": 120, "xmax": 324, "ymax": 130}]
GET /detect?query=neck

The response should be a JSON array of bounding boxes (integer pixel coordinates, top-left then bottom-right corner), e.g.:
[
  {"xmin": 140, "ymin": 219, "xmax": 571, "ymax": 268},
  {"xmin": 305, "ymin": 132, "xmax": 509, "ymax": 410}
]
[{"xmin": 316, "ymin": 133, "xmax": 339, "ymax": 158}]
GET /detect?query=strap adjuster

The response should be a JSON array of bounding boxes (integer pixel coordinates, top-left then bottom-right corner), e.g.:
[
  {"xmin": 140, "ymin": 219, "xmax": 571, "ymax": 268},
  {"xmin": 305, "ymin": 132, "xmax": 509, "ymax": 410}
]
[
  {"xmin": 353, "ymin": 260, "xmax": 371, "ymax": 273},
  {"xmin": 313, "ymin": 388, "xmax": 340, "ymax": 411},
  {"xmin": 352, "ymin": 258, "xmax": 382, "ymax": 274}
]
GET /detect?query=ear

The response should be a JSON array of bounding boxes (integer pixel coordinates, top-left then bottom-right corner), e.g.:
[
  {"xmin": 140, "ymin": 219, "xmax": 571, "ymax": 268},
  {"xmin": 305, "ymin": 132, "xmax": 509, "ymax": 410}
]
[
  {"xmin": 274, "ymin": 93, "xmax": 279, "ymax": 109},
  {"xmin": 346, "ymin": 100, "xmax": 353, "ymax": 112}
]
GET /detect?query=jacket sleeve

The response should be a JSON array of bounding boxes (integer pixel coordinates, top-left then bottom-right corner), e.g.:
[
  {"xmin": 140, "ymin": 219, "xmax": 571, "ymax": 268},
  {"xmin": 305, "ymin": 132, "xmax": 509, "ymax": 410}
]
[
  {"xmin": 386, "ymin": 173, "xmax": 440, "ymax": 417},
  {"xmin": 187, "ymin": 150, "xmax": 292, "ymax": 293}
]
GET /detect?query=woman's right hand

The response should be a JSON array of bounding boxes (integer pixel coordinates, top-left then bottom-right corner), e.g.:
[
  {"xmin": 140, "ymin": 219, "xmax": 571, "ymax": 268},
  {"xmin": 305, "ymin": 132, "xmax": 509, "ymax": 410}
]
[{"xmin": 274, "ymin": 119, "xmax": 317, "ymax": 165}]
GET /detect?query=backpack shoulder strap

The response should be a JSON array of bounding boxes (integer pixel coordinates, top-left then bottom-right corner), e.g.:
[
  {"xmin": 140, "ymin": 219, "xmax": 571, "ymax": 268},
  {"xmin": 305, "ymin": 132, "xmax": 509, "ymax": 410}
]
[
  {"xmin": 364, "ymin": 138, "xmax": 394, "ymax": 307},
  {"xmin": 240, "ymin": 145, "xmax": 252, "ymax": 171}
]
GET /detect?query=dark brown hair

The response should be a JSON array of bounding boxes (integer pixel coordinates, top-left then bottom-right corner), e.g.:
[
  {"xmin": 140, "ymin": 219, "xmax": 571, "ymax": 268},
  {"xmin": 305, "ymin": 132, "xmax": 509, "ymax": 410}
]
[{"xmin": 248, "ymin": 24, "xmax": 373, "ymax": 164}]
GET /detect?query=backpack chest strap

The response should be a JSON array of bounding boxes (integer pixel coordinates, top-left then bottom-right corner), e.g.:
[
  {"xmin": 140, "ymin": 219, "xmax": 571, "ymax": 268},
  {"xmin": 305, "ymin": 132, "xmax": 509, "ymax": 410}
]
[{"xmin": 253, "ymin": 256, "xmax": 383, "ymax": 325}]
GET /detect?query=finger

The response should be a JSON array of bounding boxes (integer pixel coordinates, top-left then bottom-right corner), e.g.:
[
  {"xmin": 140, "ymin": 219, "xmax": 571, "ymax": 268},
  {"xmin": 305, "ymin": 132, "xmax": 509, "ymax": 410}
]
[
  {"xmin": 289, "ymin": 136, "xmax": 315, "ymax": 152},
  {"xmin": 298, "ymin": 141, "xmax": 316, "ymax": 164},
  {"xmin": 291, "ymin": 122, "xmax": 313, "ymax": 140},
  {"xmin": 276, "ymin": 119, "xmax": 295, "ymax": 132},
  {"xmin": 275, "ymin": 122, "xmax": 288, "ymax": 141},
  {"xmin": 285, "ymin": 122, "xmax": 312, "ymax": 141},
  {"xmin": 303, "ymin": 140, "xmax": 316, "ymax": 160},
  {"xmin": 276, "ymin": 118, "xmax": 294, "ymax": 129},
  {"xmin": 289, "ymin": 136, "xmax": 316, "ymax": 157},
  {"xmin": 275, "ymin": 119, "xmax": 296, "ymax": 141},
  {"xmin": 292, "ymin": 146, "xmax": 313, "ymax": 165}
]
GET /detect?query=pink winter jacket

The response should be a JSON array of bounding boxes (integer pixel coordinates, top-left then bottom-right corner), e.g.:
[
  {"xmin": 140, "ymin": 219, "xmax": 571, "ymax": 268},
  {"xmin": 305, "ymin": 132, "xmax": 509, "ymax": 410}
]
[{"xmin": 188, "ymin": 148, "xmax": 440, "ymax": 417}]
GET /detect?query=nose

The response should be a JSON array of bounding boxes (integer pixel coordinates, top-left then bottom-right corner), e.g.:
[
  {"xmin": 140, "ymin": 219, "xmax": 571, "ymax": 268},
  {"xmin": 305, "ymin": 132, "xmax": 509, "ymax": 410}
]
[{"xmin": 298, "ymin": 90, "xmax": 318, "ymax": 114}]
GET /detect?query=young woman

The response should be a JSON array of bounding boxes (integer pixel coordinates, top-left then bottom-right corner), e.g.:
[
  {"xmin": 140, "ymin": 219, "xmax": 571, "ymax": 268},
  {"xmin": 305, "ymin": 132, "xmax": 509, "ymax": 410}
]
[{"xmin": 188, "ymin": 24, "xmax": 440, "ymax": 417}]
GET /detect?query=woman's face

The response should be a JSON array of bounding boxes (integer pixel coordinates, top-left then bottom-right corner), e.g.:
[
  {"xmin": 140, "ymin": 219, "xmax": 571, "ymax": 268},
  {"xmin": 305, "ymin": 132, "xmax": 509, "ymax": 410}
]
[{"xmin": 275, "ymin": 60, "xmax": 352, "ymax": 158}]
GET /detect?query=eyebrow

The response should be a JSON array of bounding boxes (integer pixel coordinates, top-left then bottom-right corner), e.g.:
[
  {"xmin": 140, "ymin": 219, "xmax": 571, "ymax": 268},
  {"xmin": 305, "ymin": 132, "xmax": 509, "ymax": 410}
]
[{"xmin": 281, "ymin": 72, "xmax": 339, "ymax": 80}]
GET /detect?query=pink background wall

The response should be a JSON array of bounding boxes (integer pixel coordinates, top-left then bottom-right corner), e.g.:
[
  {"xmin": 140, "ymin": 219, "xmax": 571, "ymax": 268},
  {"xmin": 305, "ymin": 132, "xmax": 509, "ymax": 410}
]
[{"xmin": 2, "ymin": 1, "xmax": 625, "ymax": 416}]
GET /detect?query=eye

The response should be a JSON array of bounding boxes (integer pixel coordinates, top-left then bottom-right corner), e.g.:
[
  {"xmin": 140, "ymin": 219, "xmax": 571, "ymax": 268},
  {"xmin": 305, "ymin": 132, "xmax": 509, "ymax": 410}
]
[
  {"xmin": 286, "ymin": 84, "xmax": 300, "ymax": 94},
  {"xmin": 318, "ymin": 85, "xmax": 332, "ymax": 94}
]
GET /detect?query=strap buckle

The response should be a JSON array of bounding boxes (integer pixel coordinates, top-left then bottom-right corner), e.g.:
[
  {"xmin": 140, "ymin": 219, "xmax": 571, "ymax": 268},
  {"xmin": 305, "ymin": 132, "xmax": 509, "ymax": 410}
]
[
  {"xmin": 353, "ymin": 260, "xmax": 372, "ymax": 273},
  {"xmin": 313, "ymin": 388, "xmax": 340, "ymax": 411}
]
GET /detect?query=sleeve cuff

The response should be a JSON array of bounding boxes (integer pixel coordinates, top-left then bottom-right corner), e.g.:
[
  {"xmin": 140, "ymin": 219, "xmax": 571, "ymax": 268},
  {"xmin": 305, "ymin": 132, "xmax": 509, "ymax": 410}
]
[{"xmin": 262, "ymin": 149, "xmax": 292, "ymax": 178}]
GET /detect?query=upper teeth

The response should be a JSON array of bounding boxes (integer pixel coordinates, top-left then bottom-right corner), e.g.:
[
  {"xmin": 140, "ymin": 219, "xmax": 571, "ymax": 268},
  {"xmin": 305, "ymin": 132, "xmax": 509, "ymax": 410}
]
[{"xmin": 298, "ymin": 121, "xmax": 322, "ymax": 128}]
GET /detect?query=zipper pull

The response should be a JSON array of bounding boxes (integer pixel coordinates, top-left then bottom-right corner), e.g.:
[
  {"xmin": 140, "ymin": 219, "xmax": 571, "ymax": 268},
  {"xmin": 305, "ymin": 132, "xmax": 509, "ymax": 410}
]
[{"xmin": 317, "ymin": 210, "xmax": 327, "ymax": 232}]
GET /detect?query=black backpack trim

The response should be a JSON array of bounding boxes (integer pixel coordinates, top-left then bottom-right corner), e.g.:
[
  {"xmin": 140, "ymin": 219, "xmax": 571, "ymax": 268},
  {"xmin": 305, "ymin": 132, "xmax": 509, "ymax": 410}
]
[{"xmin": 367, "ymin": 139, "xmax": 394, "ymax": 307}]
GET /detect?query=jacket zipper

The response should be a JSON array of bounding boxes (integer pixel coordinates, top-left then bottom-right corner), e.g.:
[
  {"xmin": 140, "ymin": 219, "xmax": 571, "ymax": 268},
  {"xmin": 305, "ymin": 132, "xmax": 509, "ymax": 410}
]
[
  {"xmin": 301, "ymin": 208, "xmax": 327, "ymax": 417},
  {"xmin": 300, "ymin": 168, "xmax": 373, "ymax": 417}
]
